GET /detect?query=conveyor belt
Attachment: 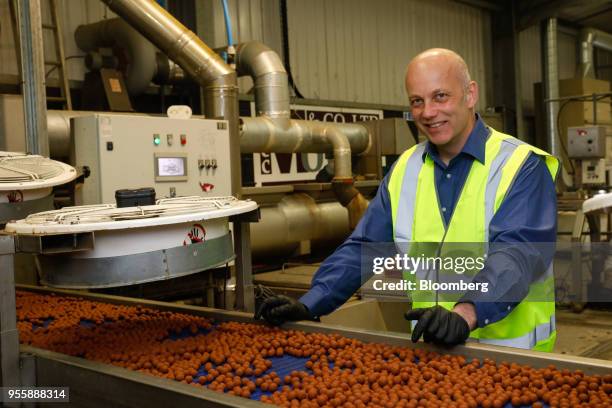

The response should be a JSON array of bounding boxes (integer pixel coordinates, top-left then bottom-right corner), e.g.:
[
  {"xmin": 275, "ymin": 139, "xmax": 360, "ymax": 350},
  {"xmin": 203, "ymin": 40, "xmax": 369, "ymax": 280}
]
[{"xmin": 16, "ymin": 285, "xmax": 612, "ymax": 408}]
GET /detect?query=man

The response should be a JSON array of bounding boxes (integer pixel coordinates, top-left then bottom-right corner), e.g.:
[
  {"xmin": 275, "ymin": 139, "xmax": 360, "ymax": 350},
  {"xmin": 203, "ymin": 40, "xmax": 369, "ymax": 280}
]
[{"xmin": 255, "ymin": 48, "xmax": 559, "ymax": 351}]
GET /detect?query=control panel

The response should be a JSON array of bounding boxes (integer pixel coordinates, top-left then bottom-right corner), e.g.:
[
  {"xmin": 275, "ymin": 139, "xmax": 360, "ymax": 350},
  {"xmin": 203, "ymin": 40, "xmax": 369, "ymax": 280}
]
[
  {"xmin": 581, "ymin": 159, "xmax": 606, "ymax": 185},
  {"xmin": 72, "ymin": 114, "xmax": 231, "ymax": 205},
  {"xmin": 567, "ymin": 126, "xmax": 606, "ymax": 158}
]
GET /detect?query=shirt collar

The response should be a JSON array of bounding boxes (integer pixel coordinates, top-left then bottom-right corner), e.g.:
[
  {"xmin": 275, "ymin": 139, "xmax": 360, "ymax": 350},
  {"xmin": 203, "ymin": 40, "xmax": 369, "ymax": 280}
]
[{"xmin": 422, "ymin": 114, "xmax": 489, "ymax": 165}]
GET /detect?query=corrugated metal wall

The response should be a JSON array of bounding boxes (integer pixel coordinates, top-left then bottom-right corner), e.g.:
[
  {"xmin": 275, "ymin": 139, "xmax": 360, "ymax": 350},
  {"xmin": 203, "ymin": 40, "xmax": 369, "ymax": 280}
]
[
  {"xmin": 596, "ymin": 48, "xmax": 612, "ymax": 84},
  {"xmin": 286, "ymin": 0, "xmax": 491, "ymax": 108},
  {"xmin": 2, "ymin": 1, "xmax": 607, "ymax": 112},
  {"xmin": 0, "ymin": 0, "xmax": 112, "ymax": 82},
  {"xmin": 199, "ymin": 0, "xmax": 492, "ymax": 108},
  {"xmin": 518, "ymin": 25, "xmax": 578, "ymax": 114},
  {"xmin": 197, "ymin": 0, "xmax": 283, "ymax": 93}
]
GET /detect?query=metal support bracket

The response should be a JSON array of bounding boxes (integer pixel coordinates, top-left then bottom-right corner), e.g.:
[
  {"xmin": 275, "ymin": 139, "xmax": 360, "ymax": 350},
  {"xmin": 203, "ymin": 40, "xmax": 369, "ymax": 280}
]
[
  {"xmin": 0, "ymin": 234, "xmax": 20, "ymax": 388},
  {"xmin": 231, "ymin": 209, "xmax": 259, "ymax": 313}
]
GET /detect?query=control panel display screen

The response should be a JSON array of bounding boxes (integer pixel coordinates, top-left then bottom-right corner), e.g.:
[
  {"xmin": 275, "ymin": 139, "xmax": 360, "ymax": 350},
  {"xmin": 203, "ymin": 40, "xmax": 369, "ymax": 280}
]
[{"xmin": 157, "ymin": 157, "xmax": 186, "ymax": 177}]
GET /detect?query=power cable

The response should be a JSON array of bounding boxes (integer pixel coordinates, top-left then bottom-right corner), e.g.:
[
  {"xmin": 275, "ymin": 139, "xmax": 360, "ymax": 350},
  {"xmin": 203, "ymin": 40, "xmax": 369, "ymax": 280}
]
[
  {"xmin": 555, "ymin": 94, "xmax": 612, "ymax": 176},
  {"xmin": 44, "ymin": 55, "xmax": 84, "ymax": 79},
  {"xmin": 279, "ymin": 0, "xmax": 304, "ymax": 99}
]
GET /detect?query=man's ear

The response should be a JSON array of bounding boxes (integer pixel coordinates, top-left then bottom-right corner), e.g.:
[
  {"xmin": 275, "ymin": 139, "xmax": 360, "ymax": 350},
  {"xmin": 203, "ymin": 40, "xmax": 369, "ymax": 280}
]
[{"xmin": 465, "ymin": 81, "xmax": 479, "ymax": 109}]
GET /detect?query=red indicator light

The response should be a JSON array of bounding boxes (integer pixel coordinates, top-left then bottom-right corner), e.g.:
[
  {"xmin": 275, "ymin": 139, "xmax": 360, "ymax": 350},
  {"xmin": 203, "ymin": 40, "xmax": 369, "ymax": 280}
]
[{"xmin": 180, "ymin": 134, "xmax": 187, "ymax": 145}]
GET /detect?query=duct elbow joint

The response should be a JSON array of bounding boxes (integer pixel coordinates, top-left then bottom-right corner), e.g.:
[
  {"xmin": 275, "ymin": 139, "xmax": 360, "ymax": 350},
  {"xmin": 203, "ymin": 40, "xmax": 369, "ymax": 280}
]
[{"xmin": 332, "ymin": 182, "xmax": 369, "ymax": 230}]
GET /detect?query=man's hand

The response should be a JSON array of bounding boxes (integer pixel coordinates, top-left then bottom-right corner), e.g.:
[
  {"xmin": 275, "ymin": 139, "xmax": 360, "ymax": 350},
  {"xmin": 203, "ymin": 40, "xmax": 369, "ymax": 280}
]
[
  {"xmin": 254, "ymin": 295, "xmax": 312, "ymax": 326},
  {"xmin": 404, "ymin": 305, "xmax": 471, "ymax": 345}
]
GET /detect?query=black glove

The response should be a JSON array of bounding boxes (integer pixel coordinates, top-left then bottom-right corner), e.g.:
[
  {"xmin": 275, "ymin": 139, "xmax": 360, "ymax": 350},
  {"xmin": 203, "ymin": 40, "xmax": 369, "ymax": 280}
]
[
  {"xmin": 254, "ymin": 295, "xmax": 312, "ymax": 326},
  {"xmin": 404, "ymin": 305, "xmax": 470, "ymax": 346}
]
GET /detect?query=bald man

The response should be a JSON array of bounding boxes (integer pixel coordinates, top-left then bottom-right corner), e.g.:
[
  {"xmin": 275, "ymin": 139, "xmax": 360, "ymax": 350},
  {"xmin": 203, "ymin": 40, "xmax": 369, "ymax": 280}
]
[{"xmin": 256, "ymin": 49, "xmax": 558, "ymax": 351}]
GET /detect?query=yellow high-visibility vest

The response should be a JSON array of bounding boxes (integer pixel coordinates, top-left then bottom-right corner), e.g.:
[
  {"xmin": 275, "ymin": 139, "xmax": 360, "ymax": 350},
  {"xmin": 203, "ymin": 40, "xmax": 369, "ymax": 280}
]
[{"xmin": 387, "ymin": 127, "xmax": 559, "ymax": 351}]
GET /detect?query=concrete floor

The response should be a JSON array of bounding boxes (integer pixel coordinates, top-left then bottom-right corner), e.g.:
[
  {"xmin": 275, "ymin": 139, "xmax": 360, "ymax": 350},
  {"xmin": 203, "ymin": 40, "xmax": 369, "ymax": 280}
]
[{"xmin": 555, "ymin": 309, "xmax": 612, "ymax": 360}]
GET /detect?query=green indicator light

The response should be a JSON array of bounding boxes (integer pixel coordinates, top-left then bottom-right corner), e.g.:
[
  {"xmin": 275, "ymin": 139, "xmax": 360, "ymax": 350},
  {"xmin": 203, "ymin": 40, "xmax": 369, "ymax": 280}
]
[{"xmin": 153, "ymin": 134, "xmax": 161, "ymax": 145}]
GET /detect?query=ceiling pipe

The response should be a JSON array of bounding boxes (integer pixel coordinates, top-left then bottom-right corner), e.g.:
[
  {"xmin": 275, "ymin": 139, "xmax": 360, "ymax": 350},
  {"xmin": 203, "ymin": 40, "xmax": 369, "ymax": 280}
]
[
  {"xmin": 579, "ymin": 27, "xmax": 612, "ymax": 78},
  {"xmin": 101, "ymin": 0, "xmax": 241, "ymax": 197}
]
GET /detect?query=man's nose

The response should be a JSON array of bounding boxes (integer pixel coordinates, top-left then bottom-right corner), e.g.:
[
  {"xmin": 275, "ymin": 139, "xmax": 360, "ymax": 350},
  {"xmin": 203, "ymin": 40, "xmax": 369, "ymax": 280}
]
[{"xmin": 422, "ymin": 101, "xmax": 437, "ymax": 118}]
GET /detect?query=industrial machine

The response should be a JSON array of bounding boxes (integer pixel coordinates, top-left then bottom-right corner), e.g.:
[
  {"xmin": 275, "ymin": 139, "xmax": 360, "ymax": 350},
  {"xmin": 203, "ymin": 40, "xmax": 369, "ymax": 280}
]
[
  {"xmin": 580, "ymin": 192, "xmax": 612, "ymax": 305},
  {"xmin": 0, "ymin": 151, "xmax": 76, "ymax": 225},
  {"xmin": 2, "ymin": 0, "xmax": 612, "ymax": 406},
  {"xmin": 0, "ymin": 285, "xmax": 609, "ymax": 407},
  {"xmin": 5, "ymin": 196, "xmax": 257, "ymax": 289},
  {"xmin": 0, "ymin": 152, "xmax": 78, "ymax": 285},
  {"xmin": 71, "ymin": 113, "xmax": 232, "ymax": 205}
]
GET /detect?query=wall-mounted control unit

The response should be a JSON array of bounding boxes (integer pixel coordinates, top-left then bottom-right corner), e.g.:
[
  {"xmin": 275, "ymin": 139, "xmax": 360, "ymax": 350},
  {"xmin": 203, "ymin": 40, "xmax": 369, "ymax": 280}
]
[
  {"xmin": 567, "ymin": 126, "xmax": 606, "ymax": 159},
  {"xmin": 581, "ymin": 159, "xmax": 606, "ymax": 185},
  {"xmin": 72, "ymin": 114, "xmax": 231, "ymax": 204}
]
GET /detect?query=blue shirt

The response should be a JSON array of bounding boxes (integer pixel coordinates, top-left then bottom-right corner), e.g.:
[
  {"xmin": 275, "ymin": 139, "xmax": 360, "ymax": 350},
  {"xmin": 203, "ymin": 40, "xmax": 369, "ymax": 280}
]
[{"xmin": 299, "ymin": 115, "xmax": 557, "ymax": 328}]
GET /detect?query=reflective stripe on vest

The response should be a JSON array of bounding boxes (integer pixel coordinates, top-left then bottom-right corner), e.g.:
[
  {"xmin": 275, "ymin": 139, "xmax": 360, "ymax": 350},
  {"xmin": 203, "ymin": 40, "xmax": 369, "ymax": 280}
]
[
  {"xmin": 469, "ymin": 314, "xmax": 556, "ymax": 349},
  {"xmin": 393, "ymin": 144, "xmax": 426, "ymax": 243},
  {"xmin": 388, "ymin": 128, "xmax": 559, "ymax": 351}
]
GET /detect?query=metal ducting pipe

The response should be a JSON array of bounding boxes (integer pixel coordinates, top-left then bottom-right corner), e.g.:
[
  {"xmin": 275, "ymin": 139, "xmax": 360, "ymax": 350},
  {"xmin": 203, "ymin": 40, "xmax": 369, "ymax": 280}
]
[
  {"xmin": 75, "ymin": 18, "xmax": 157, "ymax": 95},
  {"xmin": 249, "ymin": 194, "xmax": 349, "ymax": 257},
  {"xmin": 240, "ymin": 117, "xmax": 371, "ymax": 227},
  {"xmin": 47, "ymin": 110, "xmax": 372, "ymax": 161},
  {"xmin": 233, "ymin": 41, "xmax": 372, "ymax": 204},
  {"xmin": 579, "ymin": 28, "xmax": 612, "ymax": 78},
  {"xmin": 154, "ymin": 54, "xmax": 188, "ymax": 84},
  {"xmin": 239, "ymin": 117, "xmax": 370, "ymax": 171},
  {"xmin": 101, "ymin": 0, "xmax": 241, "ymax": 197},
  {"xmin": 541, "ymin": 17, "xmax": 560, "ymax": 158},
  {"xmin": 47, "ymin": 110, "xmax": 82, "ymax": 160},
  {"xmin": 235, "ymin": 42, "xmax": 290, "ymax": 120}
]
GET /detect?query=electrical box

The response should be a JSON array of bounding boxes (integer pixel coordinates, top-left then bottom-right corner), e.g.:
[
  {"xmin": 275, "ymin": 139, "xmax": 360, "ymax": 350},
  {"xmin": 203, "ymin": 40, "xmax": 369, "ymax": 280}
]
[
  {"xmin": 581, "ymin": 159, "xmax": 606, "ymax": 185},
  {"xmin": 72, "ymin": 114, "xmax": 232, "ymax": 205},
  {"xmin": 567, "ymin": 126, "xmax": 606, "ymax": 158}
]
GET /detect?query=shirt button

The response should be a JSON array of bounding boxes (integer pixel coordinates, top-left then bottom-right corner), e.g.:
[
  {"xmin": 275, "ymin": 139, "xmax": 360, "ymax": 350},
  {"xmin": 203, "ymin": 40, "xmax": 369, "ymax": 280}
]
[
  {"xmin": 484, "ymin": 319, "xmax": 489, "ymax": 325},
  {"xmin": 507, "ymin": 306, "xmax": 512, "ymax": 311},
  {"xmin": 441, "ymin": 207, "xmax": 447, "ymax": 212},
  {"xmin": 446, "ymin": 173, "xmax": 452, "ymax": 179}
]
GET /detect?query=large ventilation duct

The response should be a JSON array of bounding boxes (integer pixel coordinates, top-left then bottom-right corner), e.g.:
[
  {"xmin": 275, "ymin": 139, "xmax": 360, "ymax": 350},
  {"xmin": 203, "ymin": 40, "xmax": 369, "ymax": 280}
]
[
  {"xmin": 239, "ymin": 117, "xmax": 369, "ymax": 160},
  {"xmin": 250, "ymin": 194, "xmax": 349, "ymax": 257},
  {"xmin": 235, "ymin": 42, "xmax": 290, "ymax": 120},
  {"xmin": 101, "ymin": 0, "xmax": 241, "ymax": 197},
  {"xmin": 233, "ymin": 41, "xmax": 372, "ymax": 228},
  {"xmin": 579, "ymin": 28, "xmax": 612, "ymax": 78},
  {"xmin": 74, "ymin": 18, "xmax": 157, "ymax": 95}
]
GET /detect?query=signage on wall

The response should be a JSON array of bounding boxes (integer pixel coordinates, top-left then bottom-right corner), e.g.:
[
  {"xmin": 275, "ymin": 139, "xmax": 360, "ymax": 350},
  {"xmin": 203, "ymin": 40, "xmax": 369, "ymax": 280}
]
[{"xmin": 252, "ymin": 103, "xmax": 382, "ymax": 186}]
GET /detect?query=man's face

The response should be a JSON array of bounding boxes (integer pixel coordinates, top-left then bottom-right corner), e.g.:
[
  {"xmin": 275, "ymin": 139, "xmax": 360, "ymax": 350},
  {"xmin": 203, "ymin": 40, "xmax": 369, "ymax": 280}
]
[{"xmin": 405, "ymin": 59, "xmax": 477, "ymax": 147}]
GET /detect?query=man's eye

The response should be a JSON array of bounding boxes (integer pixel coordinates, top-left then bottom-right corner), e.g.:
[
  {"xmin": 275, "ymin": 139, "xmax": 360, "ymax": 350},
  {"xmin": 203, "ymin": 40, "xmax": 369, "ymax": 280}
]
[
  {"xmin": 434, "ymin": 93, "xmax": 448, "ymax": 101},
  {"xmin": 410, "ymin": 99, "xmax": 423, "ymax": 107}
]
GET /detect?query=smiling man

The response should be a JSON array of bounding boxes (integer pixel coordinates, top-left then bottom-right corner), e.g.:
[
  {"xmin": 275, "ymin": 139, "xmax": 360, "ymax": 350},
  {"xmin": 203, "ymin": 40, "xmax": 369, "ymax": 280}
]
[
  {"xmin": 255, "ymin": 48, "xmax": 560, "ymax": 351},
  {"xmin": 406, "ymin": 49, "xmax": 477, "ymax": 163}
]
